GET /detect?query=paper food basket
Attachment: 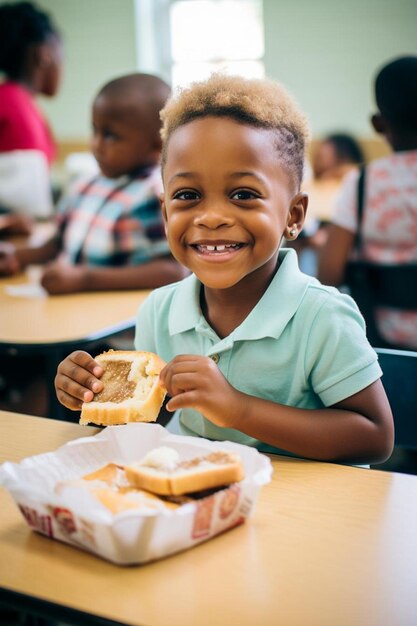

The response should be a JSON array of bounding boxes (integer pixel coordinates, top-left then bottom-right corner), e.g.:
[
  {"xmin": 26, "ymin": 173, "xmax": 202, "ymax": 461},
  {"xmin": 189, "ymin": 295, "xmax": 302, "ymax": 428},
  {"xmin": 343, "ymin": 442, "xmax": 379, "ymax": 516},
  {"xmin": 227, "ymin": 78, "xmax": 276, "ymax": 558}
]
[{"xmin": 0, "ymin": 423, "xmax": 272, "ymax": 565}]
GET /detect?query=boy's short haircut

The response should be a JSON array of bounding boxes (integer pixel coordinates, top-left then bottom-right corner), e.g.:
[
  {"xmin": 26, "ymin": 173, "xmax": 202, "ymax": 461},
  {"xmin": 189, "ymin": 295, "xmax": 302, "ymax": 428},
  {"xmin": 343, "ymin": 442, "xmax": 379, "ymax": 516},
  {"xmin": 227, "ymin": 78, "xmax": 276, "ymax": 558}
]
[
  {"xmin": 97, "ymin": 73, "xmax": 171, "ymax": 134},
  {"xmin": 375, "ymin": 56, "xmax": 417, "ymax": 131},
  {"xmin": 160, "ymin": 73, "xmax": 310, "ymax": 189}
]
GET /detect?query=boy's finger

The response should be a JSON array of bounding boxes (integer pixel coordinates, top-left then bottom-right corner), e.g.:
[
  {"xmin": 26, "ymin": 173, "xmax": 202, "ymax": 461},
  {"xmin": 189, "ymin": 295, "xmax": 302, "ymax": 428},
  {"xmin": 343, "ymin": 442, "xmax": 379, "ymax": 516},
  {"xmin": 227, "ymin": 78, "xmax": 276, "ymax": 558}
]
[
  {"xmin": 166, "ymin": 390, "xmax": 197, "ymax": 412},
  {"xmin": 65, "ymin": 351, "xmax": 104, "ymax": 378},
  {"xmin": 55, "ymin": 388, "xmax": 84, "ymax": 411},
  {"xmin": 58, "ymin": 355, "xmax": 103, "ymax": 388}
]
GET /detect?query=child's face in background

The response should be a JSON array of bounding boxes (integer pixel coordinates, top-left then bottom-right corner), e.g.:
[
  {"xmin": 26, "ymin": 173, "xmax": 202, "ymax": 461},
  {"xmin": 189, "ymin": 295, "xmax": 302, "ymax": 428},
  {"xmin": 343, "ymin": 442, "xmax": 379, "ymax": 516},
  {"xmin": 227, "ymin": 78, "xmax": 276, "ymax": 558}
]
[
  {"xmin": 161, "ymin": 116, "xmax": 303, "ymax": 291},
  {"xmin": 39, "ymin": 35, "xmax": 63, "ymax": 97},
  {"xmin": 91, "ymin": 94, "xmax": 159, "ymax": 179}
]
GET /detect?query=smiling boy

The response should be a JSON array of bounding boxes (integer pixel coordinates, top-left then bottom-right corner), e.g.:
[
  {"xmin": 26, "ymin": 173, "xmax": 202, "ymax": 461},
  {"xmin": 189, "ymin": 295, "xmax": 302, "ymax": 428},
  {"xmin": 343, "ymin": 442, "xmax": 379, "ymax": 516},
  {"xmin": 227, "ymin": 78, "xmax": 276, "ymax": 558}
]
[{"xmin": 55, "ymin": 74, "xmax": 394, "ymax": 465}]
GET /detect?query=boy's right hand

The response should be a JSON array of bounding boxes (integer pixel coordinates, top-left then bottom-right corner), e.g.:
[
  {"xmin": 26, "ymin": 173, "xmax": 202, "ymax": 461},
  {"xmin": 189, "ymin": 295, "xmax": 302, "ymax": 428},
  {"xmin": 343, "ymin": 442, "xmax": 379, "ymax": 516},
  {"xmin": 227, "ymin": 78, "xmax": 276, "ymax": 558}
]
[
  {"xmin": 0, "ymin": 242, "xmax": 20, "ymax": 276},
  {"xmin": 55, "ymin": 350, "xmax": 104, "ymax": 411}
]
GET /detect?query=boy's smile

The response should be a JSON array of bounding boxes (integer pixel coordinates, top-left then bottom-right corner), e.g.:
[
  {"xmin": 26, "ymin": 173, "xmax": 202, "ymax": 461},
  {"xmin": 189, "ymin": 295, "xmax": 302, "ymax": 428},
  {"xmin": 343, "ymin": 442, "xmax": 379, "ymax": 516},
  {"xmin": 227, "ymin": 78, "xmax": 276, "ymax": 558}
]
[{"xmin": 161, "ymin": 116, "xmax": 306, "ymax": 293}]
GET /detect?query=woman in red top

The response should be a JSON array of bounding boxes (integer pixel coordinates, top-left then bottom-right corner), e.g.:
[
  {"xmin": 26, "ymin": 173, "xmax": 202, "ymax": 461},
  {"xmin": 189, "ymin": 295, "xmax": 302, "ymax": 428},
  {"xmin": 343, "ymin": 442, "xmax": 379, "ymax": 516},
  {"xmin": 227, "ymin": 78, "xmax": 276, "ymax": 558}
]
[{"xmin": 0, "ymin": 1, "xmax": 63, "ymax": 232}]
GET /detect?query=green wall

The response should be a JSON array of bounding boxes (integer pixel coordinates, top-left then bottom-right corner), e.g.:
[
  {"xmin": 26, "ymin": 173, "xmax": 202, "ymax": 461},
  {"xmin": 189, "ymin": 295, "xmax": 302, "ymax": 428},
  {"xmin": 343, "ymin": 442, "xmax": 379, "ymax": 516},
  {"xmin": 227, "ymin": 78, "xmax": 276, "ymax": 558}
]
[
  {"xmin": 263, "ymin": 0, "xmax": 417, "ymax": 138},
  {"xmin": 3, "ymin": 0, "xmax": 417, "ymax": 141},
  {"xmin": 36, "ymin": 0, "xmax": 138, "ymax": 140}
]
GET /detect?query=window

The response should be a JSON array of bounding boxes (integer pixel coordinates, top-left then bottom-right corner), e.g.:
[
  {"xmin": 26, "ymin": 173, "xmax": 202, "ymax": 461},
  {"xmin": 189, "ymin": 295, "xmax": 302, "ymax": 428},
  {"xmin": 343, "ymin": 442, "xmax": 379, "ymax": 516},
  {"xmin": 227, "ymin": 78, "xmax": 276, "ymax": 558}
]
[
  {"xmin": 170, "ymin": 0, "xmax": 264, "ymax": 86},
  {"xmin": 134, "ymin": 0, "xmax": 264, "ymax": 88}
]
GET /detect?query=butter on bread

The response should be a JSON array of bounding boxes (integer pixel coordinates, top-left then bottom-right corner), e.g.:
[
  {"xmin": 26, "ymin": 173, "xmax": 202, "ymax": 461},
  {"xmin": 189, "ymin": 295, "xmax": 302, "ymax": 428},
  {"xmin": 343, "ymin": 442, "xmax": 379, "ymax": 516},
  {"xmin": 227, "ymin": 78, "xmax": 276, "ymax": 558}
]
[
  {"xmin": 80, "ymin": 350, "xmax": 166, "ymax": 426},
  {"xmin": 125, "ymin": 447, "xmax": 245, "ymax": 496}
]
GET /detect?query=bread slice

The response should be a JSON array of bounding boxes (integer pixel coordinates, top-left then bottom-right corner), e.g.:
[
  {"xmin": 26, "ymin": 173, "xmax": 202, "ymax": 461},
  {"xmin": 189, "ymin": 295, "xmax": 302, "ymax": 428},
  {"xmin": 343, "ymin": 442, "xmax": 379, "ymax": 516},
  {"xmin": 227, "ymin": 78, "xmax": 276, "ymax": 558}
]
[
  {"xmin": 88, "ymin": 486, "xmax": 186, "ymax": 514},
  {"xmin": 56, "ymin": 463, "xmax": 190, "ymax": 514},
  {"xmin": 80, "ymin": 350, "xmax": 166, "ymax": 426},
  {"xmin": 125, "ymin": 447, "xmax": 245, "ymax": 496}
]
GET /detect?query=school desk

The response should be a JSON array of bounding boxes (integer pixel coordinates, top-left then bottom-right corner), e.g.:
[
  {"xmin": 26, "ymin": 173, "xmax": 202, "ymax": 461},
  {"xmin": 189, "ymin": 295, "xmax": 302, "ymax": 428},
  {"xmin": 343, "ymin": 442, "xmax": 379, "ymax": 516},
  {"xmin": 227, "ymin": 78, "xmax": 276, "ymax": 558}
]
[
  {"xmin": 0, "ymin": 270, "xmax": 150, "ymax": 419},
  {"xmin": 0, "ymin": 410, "xmax": 416, "ymax": 626}
]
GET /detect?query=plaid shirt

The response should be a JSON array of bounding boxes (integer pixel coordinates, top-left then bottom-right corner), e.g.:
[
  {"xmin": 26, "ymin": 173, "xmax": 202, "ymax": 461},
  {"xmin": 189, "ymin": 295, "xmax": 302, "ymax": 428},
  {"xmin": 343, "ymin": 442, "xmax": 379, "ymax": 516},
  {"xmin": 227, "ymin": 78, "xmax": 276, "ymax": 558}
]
[{"xmin": 57, "ymin": 167, "xmax": 169, "ymax": 266}]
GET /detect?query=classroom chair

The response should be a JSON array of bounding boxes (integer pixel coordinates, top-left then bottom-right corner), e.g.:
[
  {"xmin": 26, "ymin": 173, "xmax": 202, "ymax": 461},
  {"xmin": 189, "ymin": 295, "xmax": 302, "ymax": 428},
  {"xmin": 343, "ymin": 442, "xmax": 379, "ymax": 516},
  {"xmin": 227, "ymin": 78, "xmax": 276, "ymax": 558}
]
[
  {"xmin": 345, "ymin": 261, "xmax": 417, "ymax": 349},
  {"xmin": 375, "ymin": 347, "xmax": 417, "ymax": 451}
]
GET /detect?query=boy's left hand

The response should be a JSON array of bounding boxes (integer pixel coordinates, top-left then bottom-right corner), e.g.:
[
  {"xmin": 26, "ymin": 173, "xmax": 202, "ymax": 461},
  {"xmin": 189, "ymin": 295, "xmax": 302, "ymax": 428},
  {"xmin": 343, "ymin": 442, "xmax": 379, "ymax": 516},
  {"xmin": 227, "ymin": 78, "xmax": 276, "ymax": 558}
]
[
  {"xmin": 41, "ymin": 262, "xmax": 87, "ymax": 294},
  {"xmin": 159, "ymin": 355, "xmax": 242, "ymax": 429}
]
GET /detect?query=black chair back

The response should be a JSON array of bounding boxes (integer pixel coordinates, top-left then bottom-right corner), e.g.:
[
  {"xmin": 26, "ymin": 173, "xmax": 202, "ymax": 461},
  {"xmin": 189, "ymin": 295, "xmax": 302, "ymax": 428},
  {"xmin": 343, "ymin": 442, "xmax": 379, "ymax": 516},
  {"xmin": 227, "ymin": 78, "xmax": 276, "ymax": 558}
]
[
  {"xmin": 376, "ymin": 348, "xmax": 417, "ymax": 450},
  {"xmin": 346, "ymin": 261, "xmax": 417, "ymax": 348}
]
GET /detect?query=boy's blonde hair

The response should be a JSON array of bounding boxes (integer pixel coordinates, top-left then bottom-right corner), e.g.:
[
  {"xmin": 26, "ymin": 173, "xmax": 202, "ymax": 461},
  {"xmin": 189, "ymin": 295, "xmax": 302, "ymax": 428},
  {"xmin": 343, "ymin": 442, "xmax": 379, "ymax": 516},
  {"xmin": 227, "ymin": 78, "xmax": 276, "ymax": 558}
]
[{"xmin": 160, "ymin": 73, "xmax": 310, "ymax": 188}]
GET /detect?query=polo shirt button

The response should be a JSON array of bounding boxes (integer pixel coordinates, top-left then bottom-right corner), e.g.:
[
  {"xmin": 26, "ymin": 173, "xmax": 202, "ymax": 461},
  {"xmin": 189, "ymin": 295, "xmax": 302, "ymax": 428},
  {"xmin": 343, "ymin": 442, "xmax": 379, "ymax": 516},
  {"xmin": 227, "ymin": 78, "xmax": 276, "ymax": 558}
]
[{"xmin": 210, "ymin": 353, "xmax": 220, "ymax": 364}]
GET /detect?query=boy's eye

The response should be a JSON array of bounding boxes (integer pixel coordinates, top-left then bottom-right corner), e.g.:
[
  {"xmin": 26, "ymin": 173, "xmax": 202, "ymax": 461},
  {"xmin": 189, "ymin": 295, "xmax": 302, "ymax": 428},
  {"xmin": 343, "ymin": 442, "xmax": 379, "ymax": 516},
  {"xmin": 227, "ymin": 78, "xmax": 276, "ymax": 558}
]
[
  {"xmin": 172, "ymin": 190, "xmax": 200, "ymax": 201},
  {"xmin": 231, "ymin": 189, "xmax": 259, "ymax": 201},
  {"xmin": 103, "ymin": 130, "xmax": 118, "ymax": 141}
]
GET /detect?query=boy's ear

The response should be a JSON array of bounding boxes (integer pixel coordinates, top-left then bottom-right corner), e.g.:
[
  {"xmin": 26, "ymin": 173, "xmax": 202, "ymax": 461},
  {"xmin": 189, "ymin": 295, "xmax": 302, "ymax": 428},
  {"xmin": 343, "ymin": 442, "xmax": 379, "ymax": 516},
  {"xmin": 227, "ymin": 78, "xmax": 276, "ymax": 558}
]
[
  {"xmin": 285, "ymin": 192, "xmax": 308, "ymax": 241},
  {"xmin": 371, "ymin": 113, "xmax": 385, "ymax": 135}
]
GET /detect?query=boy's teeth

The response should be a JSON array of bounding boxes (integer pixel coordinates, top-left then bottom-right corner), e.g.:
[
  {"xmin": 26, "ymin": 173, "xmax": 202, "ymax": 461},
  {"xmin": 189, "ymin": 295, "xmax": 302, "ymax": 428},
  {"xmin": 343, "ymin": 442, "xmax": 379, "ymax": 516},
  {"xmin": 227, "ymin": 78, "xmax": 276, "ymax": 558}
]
[{"xmin": 202, "ymin": 244, "xmax": 235, "ymax": 251}]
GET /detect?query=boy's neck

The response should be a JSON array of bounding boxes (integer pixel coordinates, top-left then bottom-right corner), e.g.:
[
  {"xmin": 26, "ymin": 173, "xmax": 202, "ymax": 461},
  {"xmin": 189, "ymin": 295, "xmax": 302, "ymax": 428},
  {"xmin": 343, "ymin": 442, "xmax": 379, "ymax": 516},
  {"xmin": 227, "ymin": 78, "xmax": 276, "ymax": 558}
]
[
  {"xmin": 128, "ymin": 163, "xmax": 156, "ymax": 178},
  {"xmin": 200, "ymin": 258, "xmax": 279, "ymax": 339},
  {"xmin": 386, "ymin": 130, "xmax": 417, "ymax": 152}
]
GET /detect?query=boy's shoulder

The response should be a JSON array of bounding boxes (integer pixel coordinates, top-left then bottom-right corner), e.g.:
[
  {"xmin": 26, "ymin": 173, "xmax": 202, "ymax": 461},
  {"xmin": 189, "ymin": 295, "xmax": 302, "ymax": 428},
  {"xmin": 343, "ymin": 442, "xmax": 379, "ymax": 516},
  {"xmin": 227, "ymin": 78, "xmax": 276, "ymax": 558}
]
[
  {"xmin": 278, "ymin": 249, "xmax": 359, "ymax": 317},
  {"xmin": 302, "ymin": 277, "xmax": 359, "ymax": 314},
  {"xmin": 367, "ymin": 149, "xmax": 417, "ymax": 174},
  {"xmin": 297, "ymin": 279, "xmax": 368, "ymax": 348}
]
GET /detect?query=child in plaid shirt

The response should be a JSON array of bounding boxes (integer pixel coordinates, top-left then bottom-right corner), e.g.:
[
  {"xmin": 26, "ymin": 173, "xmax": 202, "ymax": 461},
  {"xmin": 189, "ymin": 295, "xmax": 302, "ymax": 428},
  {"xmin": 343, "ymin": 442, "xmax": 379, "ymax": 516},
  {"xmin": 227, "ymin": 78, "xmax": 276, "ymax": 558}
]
[{"xmin": 0, "ymin": 73, "xmax": 187, "ymax": 293}]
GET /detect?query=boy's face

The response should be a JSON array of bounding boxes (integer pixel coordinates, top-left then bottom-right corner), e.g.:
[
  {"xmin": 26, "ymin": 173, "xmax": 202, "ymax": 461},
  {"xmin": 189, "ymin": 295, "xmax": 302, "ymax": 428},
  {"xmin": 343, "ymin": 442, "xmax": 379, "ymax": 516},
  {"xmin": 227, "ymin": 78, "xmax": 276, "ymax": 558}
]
[
  {"xmin": 161, "ymin": 116, "xmax": 305, "ymax": 290},
  {"xmin": 91, "ymin": 94, "xmax": 159, "ymax": 178}
]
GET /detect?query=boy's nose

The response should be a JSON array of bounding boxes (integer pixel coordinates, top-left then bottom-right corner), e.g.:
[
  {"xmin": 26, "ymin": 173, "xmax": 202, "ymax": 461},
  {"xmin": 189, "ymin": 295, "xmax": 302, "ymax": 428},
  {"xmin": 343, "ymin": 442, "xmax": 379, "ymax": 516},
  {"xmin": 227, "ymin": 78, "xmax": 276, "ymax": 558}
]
[{"xmin": 194, "ymin": 205, "xmax": 234, "ymax": 229}]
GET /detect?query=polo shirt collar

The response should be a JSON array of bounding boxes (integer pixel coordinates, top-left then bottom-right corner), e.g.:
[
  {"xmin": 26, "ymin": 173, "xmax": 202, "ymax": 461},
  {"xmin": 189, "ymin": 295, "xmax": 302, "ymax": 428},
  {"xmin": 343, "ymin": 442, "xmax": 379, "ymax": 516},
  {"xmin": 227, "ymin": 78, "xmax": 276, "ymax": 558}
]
[
  {"xmin": 169, "ymin": 248, "xmax": 313, "ymax": 340},
  {"xmin": 169, "ymin": 273, "xmax": 203, "ymax": 334}
]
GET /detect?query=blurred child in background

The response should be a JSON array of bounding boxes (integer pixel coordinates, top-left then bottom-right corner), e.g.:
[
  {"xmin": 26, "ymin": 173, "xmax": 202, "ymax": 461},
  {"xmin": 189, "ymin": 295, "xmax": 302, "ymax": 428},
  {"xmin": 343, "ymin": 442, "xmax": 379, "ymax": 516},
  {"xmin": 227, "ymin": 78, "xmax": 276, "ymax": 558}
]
[
  {"xmin": 0, "ymin": 1, "xmax": 62, "ymax": 230},
  {"xmin": 295, "ymin": 132, "xmax": 365, "ymax": 274},
  {"xmin": 0, "ymin": 73, "xmax": 187, "ymax": 292},
  {"xmin": 319, "ymin": 55, "xmax": 417, "ymax": 350},
  {"xmin": 312, "ymin": 133, "xmax": 364, "ymax": 182}
]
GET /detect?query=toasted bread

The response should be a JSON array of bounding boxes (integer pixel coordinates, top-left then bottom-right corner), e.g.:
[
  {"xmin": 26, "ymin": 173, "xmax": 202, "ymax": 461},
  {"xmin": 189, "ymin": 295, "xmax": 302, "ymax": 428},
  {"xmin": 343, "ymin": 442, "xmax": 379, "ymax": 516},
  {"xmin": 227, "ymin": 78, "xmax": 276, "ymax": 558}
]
[
  {"xmin": 80, "ymin": 350, "xmax": 166, "ymax": 426},
  {"xmin": 125, "ymin": 447, "xmax": 245, "ymax": 496}
]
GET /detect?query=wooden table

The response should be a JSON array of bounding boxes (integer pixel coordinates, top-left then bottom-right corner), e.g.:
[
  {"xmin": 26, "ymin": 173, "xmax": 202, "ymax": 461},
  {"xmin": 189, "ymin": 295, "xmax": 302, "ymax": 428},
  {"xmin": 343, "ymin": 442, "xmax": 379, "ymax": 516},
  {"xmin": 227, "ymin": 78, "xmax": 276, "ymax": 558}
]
[
  {"xmin": 1, "ymin": 411, "xmax": 417, "ymax": 626},
  {"xmin": 0, "ymin": 270, "xmax": 150, "ymax": 418}
]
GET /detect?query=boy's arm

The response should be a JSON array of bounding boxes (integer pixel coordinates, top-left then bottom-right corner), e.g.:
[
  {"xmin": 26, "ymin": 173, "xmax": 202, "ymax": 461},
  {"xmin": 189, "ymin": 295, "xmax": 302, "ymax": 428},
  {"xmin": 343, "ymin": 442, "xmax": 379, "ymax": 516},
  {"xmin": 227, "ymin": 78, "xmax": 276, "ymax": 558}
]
[
  {"xmin": 15, "ymin": 234, "xmax": 61, "ymax": 267},
  {"xmin": 318, "ymin": 168, "xmax": 358, "ymax": 286},
  {"xmin": 224, "ymin": 379, "xmax": 393, "ymax": 464},
  {"xmin": 318, "ymin": 223, "xmax": 355, "ymax": 286},
  {"xmin": 41, "ymin": 256, "xmax": 188, "ymax": 294},
  {"xmin": 0, "ymin": 234, "xmax": 60, "ymax": 275},
  {"xmin": 160, "ymin": 355, "xmax": 394, "ymax": 465}
]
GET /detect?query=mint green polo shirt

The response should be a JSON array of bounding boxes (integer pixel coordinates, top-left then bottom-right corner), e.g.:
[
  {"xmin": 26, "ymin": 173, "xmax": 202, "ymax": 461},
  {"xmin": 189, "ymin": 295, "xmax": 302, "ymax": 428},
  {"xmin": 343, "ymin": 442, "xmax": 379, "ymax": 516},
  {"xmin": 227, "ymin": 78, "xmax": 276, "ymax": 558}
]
[{"xmin": 134, "ymin": 248, "xmax": 382, "ymax": 448}]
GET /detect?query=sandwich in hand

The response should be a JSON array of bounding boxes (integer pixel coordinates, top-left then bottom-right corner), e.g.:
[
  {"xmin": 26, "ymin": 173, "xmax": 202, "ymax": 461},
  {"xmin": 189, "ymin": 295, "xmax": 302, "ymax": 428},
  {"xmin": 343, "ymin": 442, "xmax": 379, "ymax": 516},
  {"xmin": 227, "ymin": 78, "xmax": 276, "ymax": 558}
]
[{"xmin": 80, "ymin": 350, "xmax": 166, "ymax": 426}]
